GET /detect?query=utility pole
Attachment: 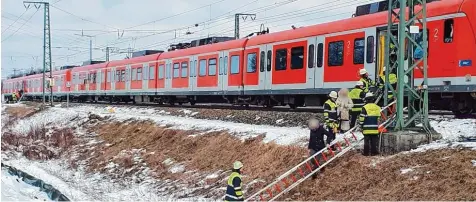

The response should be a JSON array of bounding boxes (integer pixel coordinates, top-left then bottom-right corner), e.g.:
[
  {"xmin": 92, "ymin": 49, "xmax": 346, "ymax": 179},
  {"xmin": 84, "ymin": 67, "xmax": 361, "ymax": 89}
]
[
  {"xmin": 74, "ymin": 32, "xmax": 93, "ymax": 62},
  {"xmin": 385, "ymin": 0, "xmax": 429, "ymax": 130},
  {"xmin": 105, "ymin": 47, "xmax": 110, "ymax": 61},
  {"xmin": 24, "ymin": 1, "xmax": 52, "ymax": 106},
  {"xmin": 234, "ymin": 13, "xmax": 256, "ymax": 39}
]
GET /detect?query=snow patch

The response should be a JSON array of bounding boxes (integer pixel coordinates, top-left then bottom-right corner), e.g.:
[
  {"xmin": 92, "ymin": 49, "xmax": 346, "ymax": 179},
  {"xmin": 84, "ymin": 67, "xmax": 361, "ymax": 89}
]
[
  {"xmin": 1, "ymin": 169, "xmax": 51, "ymax": 201},
  {"xmin": 472, "ymin": 160, "xmax": 476, "ymax": 167},
  {"xmin": 400, "ymin": 168, "xmax": 414, "ymax": 174},
  {"xmin": 430, "ymin": 119, "xmax": 476, "ymax": 141},
  {"xmin": 169, "ymin": 164, "xmax": 185, "ymax": 174}
]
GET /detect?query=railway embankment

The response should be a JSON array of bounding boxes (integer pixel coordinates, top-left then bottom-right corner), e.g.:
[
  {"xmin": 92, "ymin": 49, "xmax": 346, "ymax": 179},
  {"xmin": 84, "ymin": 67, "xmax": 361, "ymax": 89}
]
[{"xmin": 2, "ymin": 103, "xmax": 476, "ymax": 201}]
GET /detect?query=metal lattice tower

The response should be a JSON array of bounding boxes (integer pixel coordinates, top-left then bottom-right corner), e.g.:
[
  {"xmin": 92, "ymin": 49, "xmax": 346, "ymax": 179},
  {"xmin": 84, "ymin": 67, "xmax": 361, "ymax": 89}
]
[
  {"xmin": 234, "ymin": 13, "xmax": 256, "ymax": 39},
  {"xmin": 24, "ymin": 1, "xmax": 52, "ymax": 106},
  {"xmin": 384, "ymin": 0, "xmax": 429, "ymax": 130}
]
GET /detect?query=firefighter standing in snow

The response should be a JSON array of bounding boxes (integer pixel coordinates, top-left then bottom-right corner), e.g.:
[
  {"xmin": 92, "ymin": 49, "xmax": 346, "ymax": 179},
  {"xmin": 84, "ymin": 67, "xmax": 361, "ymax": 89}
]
[
  {"xmin": 359, "ymin": 92, "xmax": 382, "ymax": 156},
  {"xmin": 308, "ymin": 118, "xmax": 333, "ymax": 178},
  {"xmin": 225, "ymin": 161, "xmax": 244, "ymax": 201},
  {"xmin": 323, "ymin": 91, "xmax": 338, "ymax": 149}
]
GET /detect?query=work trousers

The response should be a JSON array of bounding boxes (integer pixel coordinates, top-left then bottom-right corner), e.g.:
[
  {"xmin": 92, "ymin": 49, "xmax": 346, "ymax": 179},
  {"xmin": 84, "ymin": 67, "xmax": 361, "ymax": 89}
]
[
  {"xmin": 363, "ymin": 135, "xmax": 380, "ymax": 156},
  {"xmin": 326, "ymin": 127, "xmax": 336, "ymax": 150},
  {"xmin": 350, "ymin": 111, "xmax": 361, "ymax": 128}
]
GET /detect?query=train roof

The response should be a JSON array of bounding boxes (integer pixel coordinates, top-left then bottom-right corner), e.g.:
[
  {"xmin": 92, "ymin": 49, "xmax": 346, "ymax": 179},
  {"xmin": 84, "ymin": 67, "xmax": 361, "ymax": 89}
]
[
  {"xmin": 72, "ymin": 62, "xmax": 109, "ymax": 72},
  {"xmin": 246, "ymin": 0, "xmax": 464, "ymax": 46},
  {"xmin": 107, "ymin": 53, "xmax": 161, "ymax": 67}
]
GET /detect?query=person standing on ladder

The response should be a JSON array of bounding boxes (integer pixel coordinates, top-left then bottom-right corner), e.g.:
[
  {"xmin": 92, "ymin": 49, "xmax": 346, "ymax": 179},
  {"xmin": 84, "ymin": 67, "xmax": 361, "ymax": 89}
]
[
  {"xmin": 349, "ymin": 81, "xmax": 366, "ymax": 128},
  {"xmin": 359, "ymin": 69, "xmax": 376, "ymax": 93},
  {"xmin": 225, "ymin": 161, "xmax": 244, "ymax": 201},
  {"xmin": 308, "ymin": 118, "xmax": 333, "ymax": 179},
  {"xmin": 359, "ymin": 92, "xmax": 382, "ymax": 156},
  {"xmin": 377, "ymin": 66, "xmax": 398, "ymax": 107},
  {"xmin": 323, "ymin": 91, "xmax": 339, "ymax": 150}
]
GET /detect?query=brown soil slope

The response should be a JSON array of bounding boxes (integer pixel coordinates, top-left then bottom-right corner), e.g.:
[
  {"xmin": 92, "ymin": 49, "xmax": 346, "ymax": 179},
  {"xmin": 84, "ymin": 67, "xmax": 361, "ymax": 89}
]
[{"xmin": 88, "ymin": 120, "xmax": 476, "ymax": 201}]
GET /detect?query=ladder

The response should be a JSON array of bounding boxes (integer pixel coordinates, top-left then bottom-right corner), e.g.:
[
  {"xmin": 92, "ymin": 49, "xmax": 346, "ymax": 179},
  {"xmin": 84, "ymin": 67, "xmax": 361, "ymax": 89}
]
[{"xmin": 246, "ymin": 102, "xmax": 396, "ymax": 202}]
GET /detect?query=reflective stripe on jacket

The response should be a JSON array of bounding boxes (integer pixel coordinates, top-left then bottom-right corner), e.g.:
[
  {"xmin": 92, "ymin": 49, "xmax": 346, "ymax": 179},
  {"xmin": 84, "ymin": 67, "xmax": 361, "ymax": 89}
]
[
  {"xmin": 225, "ymin": 172, "xmax": 243, "ymax": 201},
  {"xmin": 359, "ymin": 103, "xmax": 381, "ymax": 135},
  {"xmin": 349, "ymin": 88, "xmax": 365, "ymax": 112},
  {"xmin": 378, "ymin": 73, "xmax": 397, "ymax": 99},
  {"xmin": 359, "ymin": 77, "xmax": 375, "ymax": 93},
  {"xmin": 323, "ymin": 99, "xmax": 338, "ymax": 128}
]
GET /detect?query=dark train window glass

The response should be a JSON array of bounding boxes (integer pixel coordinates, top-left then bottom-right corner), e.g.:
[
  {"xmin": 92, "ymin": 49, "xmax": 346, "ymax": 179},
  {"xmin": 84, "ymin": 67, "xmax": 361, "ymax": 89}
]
[
  {"xmin": 328, "ymin": 41, "xmax": 344, "ymax": 66},
  {"xmin": 247, "ymin": 53, "xmax": 257, "ymax": 73},
  {"xmin": 353, "ymin": 38, "xmax": 365, "ymax": 64},
  {"xmin": 149, "ymin": 65, "xmax": 155, "ymax": 80},
  {"xmin": 173, "ymin": 63, "xmax": 180, "ymax": 78},
  {"xmin": 366, "ymin": 36, "xmax": 375, "ymax": 64},
  {"xmin": 260, "ymin": 51, "xmax": 265, "ymax": 72},
  {"xmin": 199, "ymin": 59, "xmax": 207, "ymax": 76},
  {"xmin": 230, "ymin": 55, "xmax": 240, "ymax": 74},
  {"xmin": 219, "ymin": 57, "xmax": 224, "ymax": 75},
  {"xmin": 158, "ymin": 65, "xmax": 164, "ymax": 79},
  {"xmin": 275, "ymin": 49, "xmax": 287, "ymax": 71},
  {"xmin": 308, "ymin": 44, "xmax": 314, "ymax": 68},
  {"xmin": 266, "ymin": 50, "xmax": 272, "ymax": 71},
  {"xmin": 181, "ymin": 62, "xmax": 188, "ymax": 78},
  {"xmin": 317, "ymin": 43, "xmax": 323, "ymax": 67},
  {"xmin": 208, "ymin": 58, "xmax": 217, "ymax": 76},
  {"xmin": 291, "ymin": 46, "xmax": 304, "ymax": 69},
  {"xmin": 444, "ymin": 19, "xmax": 454, "ymax": 43},
  {"xmin": 224, "ymin": 56, "xmax": 228, "ymax": 75},
  {"xmin": 137, "ymin": 67, "xmax": 142, "ymax": 80}
]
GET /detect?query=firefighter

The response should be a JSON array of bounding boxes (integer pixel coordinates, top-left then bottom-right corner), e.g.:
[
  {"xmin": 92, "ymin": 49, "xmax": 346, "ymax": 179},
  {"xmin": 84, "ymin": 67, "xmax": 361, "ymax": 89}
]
[
  {"xmin": 378, "ymin": 66, "xmax": 398, "ymax": 103},
  {"xmin": 359, "ymin": 69, "xmax": 376, "ymax": 93},
  {"xmin": 323, "ymin": 91, "xmax": 338, "ymax": 149},
  {"xmin": 349, "ymin": 81, "xmax": 366, "ymax": 128},
  {"xmin": 359, "ymin": 92, "xmax": 382, "ymax": 156},
  {"xmin": 225, "ymin": 161, "xmax": 244, "ymax": 201},
  {"xmin": 11, "ymin": 92, "xmax": 17, "ymax": 103}
]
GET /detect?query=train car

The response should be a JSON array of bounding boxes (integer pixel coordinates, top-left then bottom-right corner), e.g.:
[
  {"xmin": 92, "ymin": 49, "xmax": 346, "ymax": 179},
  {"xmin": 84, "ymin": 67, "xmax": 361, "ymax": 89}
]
[{"xmin": 70, "ymin": 62, "xmax": 108, "ymax": 102}]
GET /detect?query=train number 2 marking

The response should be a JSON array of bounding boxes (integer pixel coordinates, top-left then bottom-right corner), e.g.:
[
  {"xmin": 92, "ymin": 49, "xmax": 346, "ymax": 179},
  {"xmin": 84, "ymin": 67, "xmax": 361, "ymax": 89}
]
[{"xmin": 433, "ymin": 28, "xmax": 438, "ymax": 42}]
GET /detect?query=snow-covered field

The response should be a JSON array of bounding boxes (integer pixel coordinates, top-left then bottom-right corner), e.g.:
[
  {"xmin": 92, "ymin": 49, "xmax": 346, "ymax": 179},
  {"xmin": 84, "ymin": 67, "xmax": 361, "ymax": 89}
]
[
  {"xmin": 1, "ymin": 169, "xmax": 51, "ymax": 201},
  {"xmin": 2, "ymin": 103, "xmax": 475, "ymax": 201}
]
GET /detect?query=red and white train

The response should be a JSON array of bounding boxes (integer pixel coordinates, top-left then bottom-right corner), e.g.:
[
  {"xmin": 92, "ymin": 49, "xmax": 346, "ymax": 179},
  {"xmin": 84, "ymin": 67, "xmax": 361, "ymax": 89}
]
[{"xmin": 2, "ymin": 0, "xmax": 476, "ymax": 113}]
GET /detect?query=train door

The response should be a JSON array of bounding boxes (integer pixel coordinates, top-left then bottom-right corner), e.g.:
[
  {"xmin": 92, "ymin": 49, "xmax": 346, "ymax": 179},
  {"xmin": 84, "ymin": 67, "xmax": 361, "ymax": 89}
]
[
  {"xmin": 313, "ymin": 36, "xmax": 325, "ymax": 88},
  {"xmin": 96, "ymin": 69, "xmax": 101, "ymax": 93},
  {"xmin": 74, "ymin": 72, "xmax": 79, "ymax": 92},
  {"xmin": 111, "ymin": 67, "xmax": 116, "ymax": 91},
  {"xmin": 142, "ymin": 63, "xmax": 149, "ymax": 91},
  {"xmin": 218, "ymin": 51, "xmax": 229, "ymax": 92},
  {"xmin": 259, "ymin": 44, "xmax": 272, "ymax": 90},
  {"xmin": 189, "ymin": 56, "xmax": 197, "ymax": 91},
  {"xmin": 165, "ymin": 59, "xmax": 172, "ymax": 91},
  {"xmin": 364, "ymin": 28, "xmax": 377, "ymax": 79},
  {"xmin": 125, "ymin": 65, "xmax": 131, "ymax": 92}
]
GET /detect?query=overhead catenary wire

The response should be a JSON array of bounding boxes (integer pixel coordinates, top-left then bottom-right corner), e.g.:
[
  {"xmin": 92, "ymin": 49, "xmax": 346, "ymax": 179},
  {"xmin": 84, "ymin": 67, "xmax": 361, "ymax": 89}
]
[
  {"xmin": 1, "ymin": 9, "xmax": 28, "ymax": 34},
  {"xmin": 2, "ymin": 9, "xmax": 40, "ymax": 42}
]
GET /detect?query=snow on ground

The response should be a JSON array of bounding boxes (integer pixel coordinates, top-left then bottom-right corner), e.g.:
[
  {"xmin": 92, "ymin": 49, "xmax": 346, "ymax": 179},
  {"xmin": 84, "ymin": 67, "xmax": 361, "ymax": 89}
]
[
  {"xmin": 430, "ymin": 118, "xmax": 476, "ymax": 141},
  {"xmin": 3, "ymin": 157, "xmax": 208, "ymax": 201},
  {"xmin": 1, "ymin": 169, "xmax": 51, "ymax": 201}
]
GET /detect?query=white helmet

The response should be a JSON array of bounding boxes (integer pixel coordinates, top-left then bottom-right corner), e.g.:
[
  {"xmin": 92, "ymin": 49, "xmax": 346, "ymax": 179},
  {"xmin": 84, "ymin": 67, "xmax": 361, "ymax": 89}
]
[
  {"xmin": 356, "ymin": 81, "xmax": 364, "ymax": 86},
  {"xmin": 233, "ymin": 161, "xmax": 243, "ymax": 170},
  {"xmin": 382, "ymin": 66, "xmax": 387, "ymax": 72},
  {"xmin": 329, "ymin": 91, "xmax": 338, "ymax": 99},
  {"xmin": 359, "ymin": 69, "xmax": 368, "ymax": 75},
  {"xmin": 365, "ymin": 92, "xmax": 374, "ymax": 98}
]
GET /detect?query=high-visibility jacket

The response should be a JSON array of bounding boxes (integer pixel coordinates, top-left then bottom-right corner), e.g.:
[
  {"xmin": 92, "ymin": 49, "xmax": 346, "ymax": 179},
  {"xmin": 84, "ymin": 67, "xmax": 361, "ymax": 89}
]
[
  {"xmin": 225, "ymin": 171, "xmax": 243, "ymax": 201},
  {"xmin": 349, "ymin": 88, "xmax": 366, "ymax": 112},
  {"xmin": 378, "ymin": 73, "xmax": 398, "ymax": 99},
  {"xmin": 323, "ymin": 99, "xmax": 338, "ymax": 129},
  {"xmin": 11, "ymin": 93, "xmax": 17, "ymax": 101},
  {"xmin": 359, "ymin": 103, "xmax": 382, "ymax": 135},
  {"xmin": 359, "ymin": 77, "xmax": 376, "ymax": 93}
]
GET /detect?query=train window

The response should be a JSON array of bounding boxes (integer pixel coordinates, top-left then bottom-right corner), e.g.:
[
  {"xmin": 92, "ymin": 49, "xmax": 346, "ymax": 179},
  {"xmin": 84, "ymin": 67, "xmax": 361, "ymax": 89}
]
[
  {"xmin": 192, "ymin": 60, "xmax": 197, "ymax": 77},
  {"xmin": 121, "ymin": 70, "xmax": 125, "ymax": 82},
  {"xmin": 116, "ymin": 70, "xmax": 121, "ymax": 82},
  {"xmin": 353, "ymin": 38, "xmax": 365, "ymax": 64},
  {"xmin": 230, "ymin": 55, "xmax": 240, "ymax": 74},
  {"xmin": 275, "ymin": 49, "xmax": 287, "ymax": 71},
  {"xmin": 149, "ymin": 65, "xmax": 155, "ymax": 80},
  {"xmin": 444, "ymin": 19, "xmax": 454, "ymax": 43},
  {"xmin": 247, "ymin": 53, "xmax": 257, "ymax": 73},
  {"xmin": 143, "ymin": 65, "xmax": 148, "ymax": 80},
  {"xmin": 199, "ymin": 59, "xmax": 207, "ymax": 76},
  {"xmin": 181, "ymin": 62, "xmax": 188, "ymax": 78},
  {"xmin": 158, "ymin": 65, "xmax": 164, "ymax": 79},
  {"xmin": 328, "ymin": 41, "xmax": 344, "ymax": 66},
  {"xmin": 291, "ymin": 46, "xmax": 304, "ymax": 69},
  {"xmin": 260, "ymin": 51, "xmax": 265, "ymax": 72},
  {"xmin": 209, "ymin": 58, "xmax": 217, "ymax": 76},
  {"xmin": 173, "ymin": 63, "xmax": 180, "ymax": 78},
  {"xmin": 366, "ymin": 36, "xmax": 375, "ymax": 64},
  {"xmin": 224, "ymin": 56, "xmax": 228, "ymax": 75},
  {"xmin": 317, "ymin": 43, "xmax": 323, "ymax": 68},
  {"xmin": 308, "ymin": 45, "xmax": 315, "ymax": 68},
  {"xmin": 267, "ymin": 50, "xmax": 272, "ymax": 71},
  {"xmin": 219, "ymin": 57, "xmax": 224, "ymax": 75},
  {"xmin": 107, "ymin": 71, "xmax": 111, "ymax": 82},
  {"xmin": 132, "ymin": 68, "xmax": 137, "ymax": 81},
  {"xmin": 137, "ymin": 67, "xmax": 142, "ymax": 80}
]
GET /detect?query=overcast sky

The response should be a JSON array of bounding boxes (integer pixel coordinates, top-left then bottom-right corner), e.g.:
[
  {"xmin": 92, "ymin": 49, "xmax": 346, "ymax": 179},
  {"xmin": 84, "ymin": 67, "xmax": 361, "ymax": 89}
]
[{"xmin": 1, "ymin": 0, "xmax": 373, "ymax": 79}]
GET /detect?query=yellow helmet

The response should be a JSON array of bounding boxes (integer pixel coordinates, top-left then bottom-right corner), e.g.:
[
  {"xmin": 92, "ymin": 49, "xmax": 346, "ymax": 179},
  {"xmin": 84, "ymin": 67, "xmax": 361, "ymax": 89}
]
[{"xmin": 233, "ymin": 161, "xmax": 243, "ymax": 170}]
